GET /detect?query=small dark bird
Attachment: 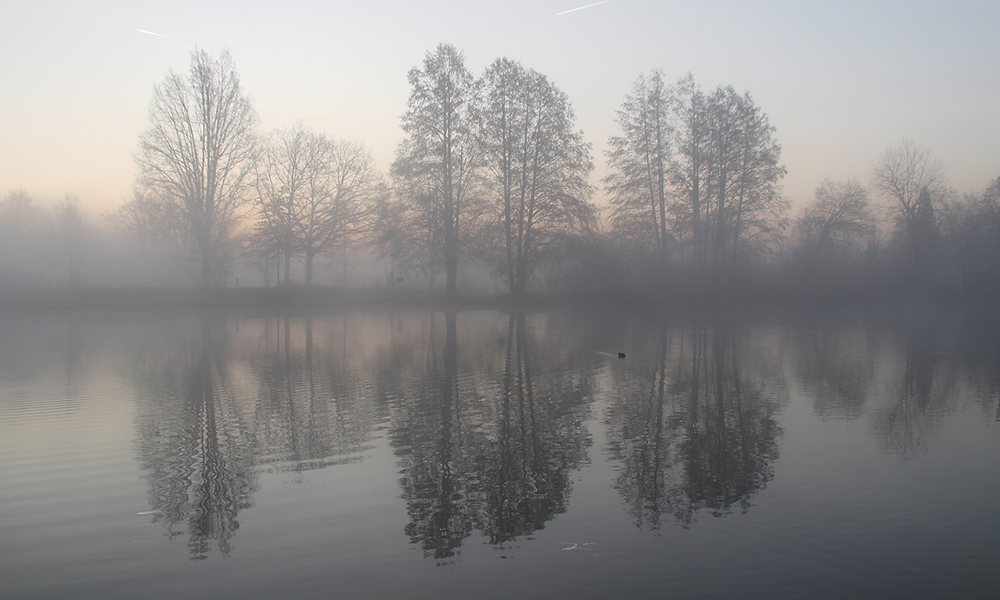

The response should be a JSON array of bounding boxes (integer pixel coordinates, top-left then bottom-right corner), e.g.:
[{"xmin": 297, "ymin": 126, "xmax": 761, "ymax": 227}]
[{"xmin": 618, "ymin": 352, "xmax": 626, "ymax": 359}]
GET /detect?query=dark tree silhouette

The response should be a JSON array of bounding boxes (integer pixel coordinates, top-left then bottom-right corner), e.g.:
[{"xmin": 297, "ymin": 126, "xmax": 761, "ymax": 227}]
[
  {"xmin": 393, "ymin": 44, "xmax": 480, "ymax": 298},
  {"xmin": 794, "ymin": 178, "xmax": 875, "ymax": 266},
  {"xmin": 871, "ymin": 140, "xmax": 947, "ymax": 281},
  {"xmin": 605, "ymin": 70, "xmax": 673, "ymax": 256},
  {"xmin": 941, "ymin": 177, "xmax": 1000, "ymax": 294},
  {"xmin": 478, "ymin": 58, "xmax": 595, "ymax": 296},
  {"xmin": 605, "ymin": 74, "xmax": 787, "ymax": 290}
]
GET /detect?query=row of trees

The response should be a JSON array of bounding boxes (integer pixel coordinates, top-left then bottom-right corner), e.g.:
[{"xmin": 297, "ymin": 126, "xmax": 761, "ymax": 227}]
[
  {"xmin": 118, "ymin": 45, "xmax": 596, "ymax": 297},
  {"xmin": 600, "ymin": 72, "xmax": 999, "ymax": 298},
  {"xmin": 6, "ymin": 45, "xmax": 996, "ymax": 299},
  {"xmin": 116, "ymin": 50, "xmax": 382, "ymax": 289},
  {"xmin": 790, "ymin": 139, "xmax": 949, "ymax": 281}
]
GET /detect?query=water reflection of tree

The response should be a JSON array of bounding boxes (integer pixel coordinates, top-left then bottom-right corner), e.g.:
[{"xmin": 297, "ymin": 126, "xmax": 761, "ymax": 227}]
[
  {"xmin": 392, "ymin": 312, "xmax": 474, "ymax": 563},
  {"xmin": 391, "ymin": 312, "xmax": 592, "ymax": 563},
  {"xmin": 790, "ymin": 326, "xmax": 876, "ymax": 420},
  {"xmin": 481, "ymin": 315, "xmax": 590, "ymax": 545},
  {"xmin": 872, "ymin": 329, "xmax": 955, "ymax": 460},
  {"xmin": 788, "ymin": 312, "xmax": 976, "ymax": 459},
  {"xmin": 134, "ymin": 314, "xmax": 383, "ymax": 559},
  {"xmin": 962, "ymin": 312, "xmax": 1000, "ymax": 422},
  {"xmin": 134, "ymin": 317, "xmax": 257, "ymax": 559},
  {"xmin": 607, "ymin": 325, "xmax": 781, "ymax": 529},
  {"xmin": 248, "ymin": 316, "xmax": 376, "ymax": 476},
  {"xmin": 787, "ymin": 311, "xmax": 993, "ymax": 459}
]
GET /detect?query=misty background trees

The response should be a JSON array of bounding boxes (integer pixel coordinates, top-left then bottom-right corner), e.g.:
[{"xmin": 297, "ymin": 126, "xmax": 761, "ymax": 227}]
[
  {"xmin": 3, "ymin": 45, "xmax": 999, "ymax": 302},
  {"xmin": 0, "ymin": 188, "xmax": 147, "ymax": 288},
  {"xmin": 789, "ymin": 179, "xmax": 877, "ymax": 294}
]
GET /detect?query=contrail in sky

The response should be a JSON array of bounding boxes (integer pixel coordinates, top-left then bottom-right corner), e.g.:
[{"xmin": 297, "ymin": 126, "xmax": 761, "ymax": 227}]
[
  {"xmin": 556, "ymin": 0, "xmax": 615, "ymax": 16},
  {"xmin": 136, "ymin": 28, "xmax": 169, "ymax": 38}
]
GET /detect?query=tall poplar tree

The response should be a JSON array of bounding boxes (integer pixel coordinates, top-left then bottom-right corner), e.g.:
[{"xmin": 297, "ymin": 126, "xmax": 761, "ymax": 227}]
[
  {"xmin": 479, "ymin": 58, "xmax": 594, "ymax": 296},
  {"xmin": 605, "ymin": 70, "xmax": 672, "ymax": 256},
  {"xmin": 394, "ymin": 44, "xmax": 479, "ymax": 298}
]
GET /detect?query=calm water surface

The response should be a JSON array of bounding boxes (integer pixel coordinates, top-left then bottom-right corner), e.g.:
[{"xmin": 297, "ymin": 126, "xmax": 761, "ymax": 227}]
[{"xmin": 1, "ymin": 307, "xmax": 998, "ymax": 599}]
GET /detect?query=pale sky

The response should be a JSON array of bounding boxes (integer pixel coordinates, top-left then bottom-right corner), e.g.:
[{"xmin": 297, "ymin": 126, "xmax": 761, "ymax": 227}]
[{"xmin": 2, "ymin": 0, "xmax": 998, "ymax": 216}]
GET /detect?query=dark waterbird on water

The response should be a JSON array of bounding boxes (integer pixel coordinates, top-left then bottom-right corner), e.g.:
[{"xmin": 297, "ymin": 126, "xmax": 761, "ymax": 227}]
[{"xmin": 618, "ymin": 352, "xmax": 626, "ymax": 359}]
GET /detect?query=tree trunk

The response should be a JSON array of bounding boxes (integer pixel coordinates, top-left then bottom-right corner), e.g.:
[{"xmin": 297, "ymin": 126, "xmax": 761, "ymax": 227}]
[
  {"xmin": 200, "ymin": 234, "xmax": 213, "ymax": 288},
  {"xmin": 202, "ymin": 257, "xmax": 212, "ymax": 288},
  {"xmin": 505, "ymin": 193, "xmax": 515, "ymax": 295},
  {"xmin": 445, "ymin": 243, "xmax": 458, "ymax": 298}
]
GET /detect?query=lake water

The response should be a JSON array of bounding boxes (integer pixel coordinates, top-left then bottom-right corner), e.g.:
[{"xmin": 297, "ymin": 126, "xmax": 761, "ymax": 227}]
[{"xmin": 1, "ymin": 306, "xmax": 998, "ymax": 599}]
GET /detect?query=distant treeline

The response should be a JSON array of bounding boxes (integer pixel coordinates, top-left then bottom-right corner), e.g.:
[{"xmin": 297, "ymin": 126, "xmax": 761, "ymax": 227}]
[{"xmin": 2, "ymin": 45, "xmax": 998, "ymax": 304}]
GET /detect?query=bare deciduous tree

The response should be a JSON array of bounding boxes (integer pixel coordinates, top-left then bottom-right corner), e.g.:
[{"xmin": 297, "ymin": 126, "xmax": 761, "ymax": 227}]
[
  {"xmin": 135, "ymin": 49, "xmax": 257, "ymax": 287},
  {"xmin": 380, "ymin": 142, "xmax": 445, "ymax": 287},
  {"xmin": 607, "ymin": 73, "xmax": 787, "ymax": 280},
  {"xmin": 303, "ymin": 139, "xmax": 383, "ymax": 285},
  {"xmin": 669, "ymin": 73, "xmax": 711, "ymax": 269},
  {"xmin": 871, "ymin": 139, "xmax": 947, "ymax": 269},
  {"xmin": 111, "ymin": 188, "xmax": 177, "ymax": 248},
  {"xmin": 253, "ymin": 125, "xmax": 309, "ymax": 285},
  {"xmin": 703, "ymin": 85, "xmax": 787, "ymax": 269},
  {"xmin": 254, "ymin": 126, "xmax": 383, "ymax": 286},
  {"xmin": 794, "ymin": 178, "xmax": 875, "ymax": 264}
]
